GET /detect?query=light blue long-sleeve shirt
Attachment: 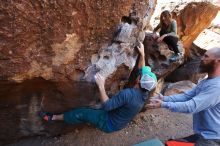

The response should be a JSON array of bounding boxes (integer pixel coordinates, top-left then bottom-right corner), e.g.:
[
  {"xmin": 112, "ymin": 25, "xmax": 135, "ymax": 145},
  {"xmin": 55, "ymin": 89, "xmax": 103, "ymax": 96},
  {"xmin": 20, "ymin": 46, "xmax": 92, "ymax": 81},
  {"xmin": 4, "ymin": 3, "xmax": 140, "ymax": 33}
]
[{"xmin": 161, "ymin": 76, "xmax": 220, "ymax": 140}]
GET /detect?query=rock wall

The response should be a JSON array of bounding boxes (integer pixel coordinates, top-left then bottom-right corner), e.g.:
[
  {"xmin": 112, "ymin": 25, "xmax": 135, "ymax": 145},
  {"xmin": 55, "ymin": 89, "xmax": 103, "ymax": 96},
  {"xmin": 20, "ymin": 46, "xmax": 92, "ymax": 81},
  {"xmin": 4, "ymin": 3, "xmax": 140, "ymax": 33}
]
[
  {"xmin": 0, "ymin": 1, "xmax": 157, "ymax": 144},
  {"xmin": 0, "ymin": 1, "xmax": 219, "ymax": 145},
  {"xmin": 173, "ymin": 2, "xmax": 219, "ymax": 55},
  {"xmin": 0, "ymin": 1, "xmax": 219, "ymax": 85},
  {"xmin": 0, "ymin": 0, "xmax": 156, "ymax": 84},
  {"xmin": 165, "ymin": 43, "xmax": 207, "ymax": 83},
  {"xmin": 126, "ymin": 2, "xmax": 219, "ymax": 92},
  {"xmin": 125, "ymin": 33, "xmax": 185, "ymax": 89},
  {"xmin": 163, "ymin": 80, "xmax": 196, "ymax": 96}
]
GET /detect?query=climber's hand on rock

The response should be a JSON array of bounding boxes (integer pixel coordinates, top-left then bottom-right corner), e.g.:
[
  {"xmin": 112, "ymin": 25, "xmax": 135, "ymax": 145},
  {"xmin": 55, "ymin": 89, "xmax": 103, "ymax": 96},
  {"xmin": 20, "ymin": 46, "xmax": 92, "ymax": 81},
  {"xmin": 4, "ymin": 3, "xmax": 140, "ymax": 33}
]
[
  {"xmin": 137, "ymin": 42, "xmax": 145, "ymax": 56},
  {"xmin": 95, "ymin": 73, "xmax": 105, "ymax": 89}
]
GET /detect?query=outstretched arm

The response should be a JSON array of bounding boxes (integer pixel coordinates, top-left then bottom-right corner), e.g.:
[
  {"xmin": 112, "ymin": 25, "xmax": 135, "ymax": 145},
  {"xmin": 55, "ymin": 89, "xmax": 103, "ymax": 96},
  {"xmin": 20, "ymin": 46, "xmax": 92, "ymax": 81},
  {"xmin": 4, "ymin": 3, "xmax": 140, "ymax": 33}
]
[
  {"xmin": 147, "ymin": 87, "xmax": 196, "ymax": 109},
  {"xmin": 163, "ymin": 87, "xmax": 196, "ymax": 102},
  {"xmin": 95, "ymin": 73, "xmax": 130, "ymax": 111},
  {"xmin": 95, "ymin": 73, "xmax": 109, "ymax": 103},
  {"xmin": 153, "ymin": 23, "xmax": 161, "ymax": 33},
  {"xmin": 147, "ymin": 84, "xmax": 220, "ymax": 113},
  {"xmin": 162, "ymin": 85, "xmax": 220, "ymax": 113},
  {"xmin": 137, "ymin": 42, "xmax": 145, "ymax": 69}
]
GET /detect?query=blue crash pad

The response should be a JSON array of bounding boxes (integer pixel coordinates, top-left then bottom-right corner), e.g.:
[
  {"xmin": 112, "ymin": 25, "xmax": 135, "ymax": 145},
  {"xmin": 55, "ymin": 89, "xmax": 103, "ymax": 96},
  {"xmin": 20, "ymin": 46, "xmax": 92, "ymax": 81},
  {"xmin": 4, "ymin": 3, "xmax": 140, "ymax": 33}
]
[{"xmin": 133, "ymin": 138, "xmax": 164, "ymax": 146}]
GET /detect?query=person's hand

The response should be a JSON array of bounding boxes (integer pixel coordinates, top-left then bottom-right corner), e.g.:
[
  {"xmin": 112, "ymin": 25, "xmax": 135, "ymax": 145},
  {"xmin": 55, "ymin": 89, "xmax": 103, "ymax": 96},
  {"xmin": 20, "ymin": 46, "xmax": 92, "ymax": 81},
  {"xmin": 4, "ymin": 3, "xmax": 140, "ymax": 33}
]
[
  {"xmin": 157, "ymin": 36, "xmax": 164, "ymax": 42},
  {"xmin": 146, "ymin": 99, "xmax": 162, "ymax": 109},
  {"xmin": 94, "ymin": 73, "xmax": 105, "ymax": 89},
  {"xmin": 157, "ymin": 34, "xmax": 167, "ymax": 42},
  {"xmin": 137, "ymin": 42, "xmax": 145, "ymax": 56}
]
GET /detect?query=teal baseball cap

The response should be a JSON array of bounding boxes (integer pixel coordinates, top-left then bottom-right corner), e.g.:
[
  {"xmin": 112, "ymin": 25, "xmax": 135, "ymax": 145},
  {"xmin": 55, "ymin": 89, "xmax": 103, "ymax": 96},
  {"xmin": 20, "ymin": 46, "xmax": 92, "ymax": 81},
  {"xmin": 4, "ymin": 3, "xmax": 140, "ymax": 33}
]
[{"xmin": 140, "ymin": 66, "xmax": 157, "ymax": 91}]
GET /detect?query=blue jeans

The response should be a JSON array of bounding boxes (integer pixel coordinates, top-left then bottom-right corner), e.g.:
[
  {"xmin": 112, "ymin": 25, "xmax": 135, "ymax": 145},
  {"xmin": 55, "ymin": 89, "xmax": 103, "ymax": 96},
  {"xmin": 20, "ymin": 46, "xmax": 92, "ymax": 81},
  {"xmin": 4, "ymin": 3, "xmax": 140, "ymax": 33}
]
[{"xmin": 64, "ymin": 107, "xmax": 114, "ymax": 133}]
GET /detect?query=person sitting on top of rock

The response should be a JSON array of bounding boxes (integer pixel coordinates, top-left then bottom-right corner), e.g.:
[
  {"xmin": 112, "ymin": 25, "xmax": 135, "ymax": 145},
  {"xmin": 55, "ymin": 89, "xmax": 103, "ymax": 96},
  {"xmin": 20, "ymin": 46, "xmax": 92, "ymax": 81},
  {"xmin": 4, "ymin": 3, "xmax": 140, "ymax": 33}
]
[
  {"xmin": 153, "ymin": 10, "xmax": 181, "ymax": 61},
  {"xmin": 39, "ymin": 42, "xmax": 157, "ymax": 133}
]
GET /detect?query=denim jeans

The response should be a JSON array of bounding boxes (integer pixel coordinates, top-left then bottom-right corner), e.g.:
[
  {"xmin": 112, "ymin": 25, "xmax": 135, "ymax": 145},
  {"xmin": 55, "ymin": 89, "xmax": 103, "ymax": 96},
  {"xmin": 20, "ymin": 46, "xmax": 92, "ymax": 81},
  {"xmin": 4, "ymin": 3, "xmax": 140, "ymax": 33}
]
[
  {"xmin": 163, "ymin": 36, "xmax": 179, "ymax": 54},
  {"xmin": 64, "ymin": 107, "xmax": 114, "ymax": 133}
]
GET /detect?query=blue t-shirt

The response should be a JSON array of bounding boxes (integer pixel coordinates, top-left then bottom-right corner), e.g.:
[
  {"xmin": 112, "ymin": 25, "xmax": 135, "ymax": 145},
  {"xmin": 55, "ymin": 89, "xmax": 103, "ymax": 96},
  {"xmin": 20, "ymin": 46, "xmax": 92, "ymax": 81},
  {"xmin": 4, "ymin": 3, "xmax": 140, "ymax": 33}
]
[{"xmin": 102, "ymin": 88, "xmax": 147, "ymax": 130}]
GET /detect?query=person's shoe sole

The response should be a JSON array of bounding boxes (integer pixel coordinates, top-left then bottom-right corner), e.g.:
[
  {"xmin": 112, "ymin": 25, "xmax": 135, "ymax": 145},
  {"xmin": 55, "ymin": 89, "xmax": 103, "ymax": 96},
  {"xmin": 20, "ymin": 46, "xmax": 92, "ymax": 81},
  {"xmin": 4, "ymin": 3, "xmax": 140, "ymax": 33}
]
[{"xmin": 38, "ymin": 111, "xmax": 54, "ymax": 123}]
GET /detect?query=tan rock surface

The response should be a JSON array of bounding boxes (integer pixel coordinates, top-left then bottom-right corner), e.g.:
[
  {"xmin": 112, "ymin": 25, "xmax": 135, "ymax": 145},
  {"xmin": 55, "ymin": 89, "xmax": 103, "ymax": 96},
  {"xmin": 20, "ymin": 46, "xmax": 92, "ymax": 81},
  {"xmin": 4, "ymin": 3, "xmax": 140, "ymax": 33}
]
[
  {"xmin": 173, "ymin": 2, "xmax": 219, "ymax": 54},
  {"xmin": 0, "ymin": 1, "xmax": 219, "ymax": 145},
  {"xmin": 1, "ymin": 1, "xmax": 218, "ymax": 83},
  {"xmin": 164, "ymin": 80, "xmax": 196, "ymax": 96},
  {"xmin": 0, "ymin": 0, "xmax": 157, "ymax": 83}
]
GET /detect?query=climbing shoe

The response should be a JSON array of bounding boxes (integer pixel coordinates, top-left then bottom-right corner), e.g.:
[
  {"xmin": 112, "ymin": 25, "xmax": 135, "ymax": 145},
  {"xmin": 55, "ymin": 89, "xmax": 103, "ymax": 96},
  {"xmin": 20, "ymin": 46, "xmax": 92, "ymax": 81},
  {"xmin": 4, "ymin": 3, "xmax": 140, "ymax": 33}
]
[{"xmin": 38, "ymin": 111, "xmax": 54, "ymax": 122}]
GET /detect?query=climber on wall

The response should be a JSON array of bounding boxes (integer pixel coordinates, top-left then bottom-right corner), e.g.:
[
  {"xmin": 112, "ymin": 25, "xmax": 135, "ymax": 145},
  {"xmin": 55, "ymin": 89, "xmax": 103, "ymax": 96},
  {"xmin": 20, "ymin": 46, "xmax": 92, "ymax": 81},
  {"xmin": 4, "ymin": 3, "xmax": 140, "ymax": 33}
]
[
  {"xmin": 153, "ymin": 10, "xmax": 181, "ymax": 62},
  {"xmin": 39, "ymin": 42, "xmax": 157, "ymax": 133}
]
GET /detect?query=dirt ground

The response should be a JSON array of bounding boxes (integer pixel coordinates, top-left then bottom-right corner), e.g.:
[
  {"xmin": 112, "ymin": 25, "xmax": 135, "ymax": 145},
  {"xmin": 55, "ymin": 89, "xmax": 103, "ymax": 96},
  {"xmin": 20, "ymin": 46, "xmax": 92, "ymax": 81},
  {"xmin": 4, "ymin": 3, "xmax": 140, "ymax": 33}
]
[{"xmin": 7, "ymin": 108, "xmax": 193, "ymax": 146}]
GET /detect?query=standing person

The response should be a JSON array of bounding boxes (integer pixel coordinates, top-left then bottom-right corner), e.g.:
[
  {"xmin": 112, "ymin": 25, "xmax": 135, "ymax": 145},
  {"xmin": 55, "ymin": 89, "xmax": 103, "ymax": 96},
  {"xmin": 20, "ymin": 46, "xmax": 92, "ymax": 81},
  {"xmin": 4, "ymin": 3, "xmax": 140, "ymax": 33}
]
[
  {"xmin": 147, "ymin": 47, "xmax": 220, "ymax": 146},
  {"xmin": 153, "ymin": 10, "xmax": 181, "ymax": 61},
  {"xmin": 40, "ymin": 42, "xmax": 157, "ymax": 133}
]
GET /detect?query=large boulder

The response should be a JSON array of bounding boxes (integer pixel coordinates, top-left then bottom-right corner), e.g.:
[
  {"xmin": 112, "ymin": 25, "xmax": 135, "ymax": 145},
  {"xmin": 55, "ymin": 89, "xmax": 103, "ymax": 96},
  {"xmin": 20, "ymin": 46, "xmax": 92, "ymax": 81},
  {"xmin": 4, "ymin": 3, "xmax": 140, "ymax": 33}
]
[
  {"xmin": 164, "ymin": 80, "xmax": 196, "ymax": 96},
  {"xmin": 172, "ymin": 2, "xmax": 219, "ymax": 55},
  {"xmin": 0, "ymin": 0, "xmax": 157, "ymax": 145},
  {"xmin": 126, "ymin": 33, "xmax": 185, "ymax": 88},
  {"xmin": 127, "ymin": 2, "xmax": 219, "ymax": 87},
  {"xmin": 0, "ymin": 0, "xmax": 156, "ymax": 84},
  {"xmin": 0, "ymin": 1, "xmax": 218, "ymax": 145},
  {"xmin": 165, "ymin": 43, "xmax": 207, "ymax": 83}
]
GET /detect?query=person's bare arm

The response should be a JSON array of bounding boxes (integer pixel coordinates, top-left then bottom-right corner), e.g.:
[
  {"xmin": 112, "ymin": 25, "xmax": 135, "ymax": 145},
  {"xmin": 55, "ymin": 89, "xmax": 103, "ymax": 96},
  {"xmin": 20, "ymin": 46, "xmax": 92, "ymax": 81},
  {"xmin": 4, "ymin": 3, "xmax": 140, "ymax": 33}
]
[
  {"xmin": 95, "ymin": 73, "xmax": 109, "ymax": 103},
  {"xmin": 153, "ymin": 23, "xmax": 161, "ymax": 33},
  {"xmin": 137, "ymin": 42, "xmax": 145, "ymax": 69}
]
